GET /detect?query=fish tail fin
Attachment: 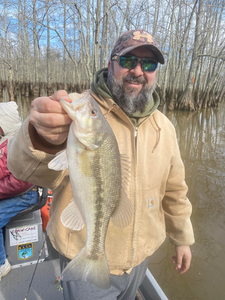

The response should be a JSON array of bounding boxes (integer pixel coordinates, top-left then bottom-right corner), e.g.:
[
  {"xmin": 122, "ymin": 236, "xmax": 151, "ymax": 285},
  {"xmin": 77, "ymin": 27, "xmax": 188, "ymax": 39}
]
[{"xmin": 61, "ymin": 248, "xmax": 111, "ymax": 290}]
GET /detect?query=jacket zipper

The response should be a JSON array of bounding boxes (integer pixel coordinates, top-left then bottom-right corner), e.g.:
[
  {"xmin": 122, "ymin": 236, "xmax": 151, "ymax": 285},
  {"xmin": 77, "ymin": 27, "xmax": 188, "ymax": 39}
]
[
  {"xmin": 130, "ymin": 126, "xmax": 138, "ymax": 268},
  {"xmin": 134, "ymin": 126, "xmax": 138, "ymax": 138},
  {"xmin": 130, "ymin": 115, "xmax": 159, "ymax": 268}
]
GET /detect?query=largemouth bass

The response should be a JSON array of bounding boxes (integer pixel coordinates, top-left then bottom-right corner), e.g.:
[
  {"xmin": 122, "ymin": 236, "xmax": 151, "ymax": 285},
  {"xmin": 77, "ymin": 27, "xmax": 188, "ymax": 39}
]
[{"xmin": 48, "ymin": 94, "xmax": 132, "ymax": 289}]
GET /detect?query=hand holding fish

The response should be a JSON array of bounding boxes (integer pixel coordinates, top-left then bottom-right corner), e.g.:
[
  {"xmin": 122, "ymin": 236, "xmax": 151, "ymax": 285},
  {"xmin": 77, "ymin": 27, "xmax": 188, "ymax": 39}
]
[{"xmin": 29, "ymin": 90, "xmax": 72, "ymax": 145}]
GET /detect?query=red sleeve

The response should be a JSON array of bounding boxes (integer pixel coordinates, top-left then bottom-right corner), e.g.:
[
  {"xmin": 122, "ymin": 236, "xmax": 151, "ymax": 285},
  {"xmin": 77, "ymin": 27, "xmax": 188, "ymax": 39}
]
[
  {"xmin": 0, "ymin": 140, "xmax": 33, "ymax": 200},
  {"xmin": 0, "ymin": 174, "xmax": 33, "ymax": 199}
]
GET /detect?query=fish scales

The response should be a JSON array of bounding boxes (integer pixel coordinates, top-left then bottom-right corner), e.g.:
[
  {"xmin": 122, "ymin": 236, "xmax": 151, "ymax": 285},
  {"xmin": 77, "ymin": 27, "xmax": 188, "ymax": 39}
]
[{"xmin": 84, "ymin": 138, "xmax": 121, "ymax": 261}]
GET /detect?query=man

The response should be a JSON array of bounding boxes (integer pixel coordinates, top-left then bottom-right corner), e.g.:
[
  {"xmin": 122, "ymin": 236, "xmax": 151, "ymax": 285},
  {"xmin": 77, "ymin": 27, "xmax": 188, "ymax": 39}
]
[
  {"xmin": 8, "ymin": 29, "xmax": 194, "ymax": 299},
  {"xmin": 0, "ymin": 101, "xmax": 39, "ymax": 281}
]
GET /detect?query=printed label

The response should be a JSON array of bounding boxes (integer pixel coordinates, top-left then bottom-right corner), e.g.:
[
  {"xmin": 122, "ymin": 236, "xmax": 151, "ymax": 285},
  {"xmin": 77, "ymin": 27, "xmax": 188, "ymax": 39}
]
[
  {"xmin": 17, "ymin": 243, "xmax": 33, "ymax": 260},
  {"xmin": 9, "ymin": 225, "xmax": 38, "ymax": 246}
]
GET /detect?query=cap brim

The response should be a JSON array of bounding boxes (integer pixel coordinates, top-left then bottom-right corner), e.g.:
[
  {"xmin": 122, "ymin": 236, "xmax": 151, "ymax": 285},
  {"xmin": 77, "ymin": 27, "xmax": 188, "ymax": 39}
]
[{"xmin": 119, "ymin": 43, "xmax": 165, "ymax": 65}]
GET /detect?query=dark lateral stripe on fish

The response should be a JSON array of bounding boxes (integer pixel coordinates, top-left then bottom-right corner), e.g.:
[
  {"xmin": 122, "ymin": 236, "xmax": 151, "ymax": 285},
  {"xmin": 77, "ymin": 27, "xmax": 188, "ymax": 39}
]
[{"xmin": 89, "ymin": 149, "xmax": 106, "ymax": 260}]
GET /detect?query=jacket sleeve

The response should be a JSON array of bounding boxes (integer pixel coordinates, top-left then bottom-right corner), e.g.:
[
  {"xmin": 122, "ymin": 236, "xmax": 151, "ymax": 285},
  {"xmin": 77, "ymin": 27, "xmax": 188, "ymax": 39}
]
[
  {"xmin": 0, "ymin": 174, "xmax": 33, "ymax": 200},
  {"xmin": 0, "ymin": 141, "xmax": 34, "ymax": 199},
  {"xmin": 162, "ymin": 132, "xmax": 195, "ymax": 246},
  {"xmin": 7, "ymin": 117, "xmax": 68, "ymax": 190}
]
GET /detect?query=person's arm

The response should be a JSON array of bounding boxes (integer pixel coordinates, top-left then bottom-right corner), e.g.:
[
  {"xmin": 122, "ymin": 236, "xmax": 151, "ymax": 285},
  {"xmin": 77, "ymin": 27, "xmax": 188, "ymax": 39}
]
[
  {"xmin": 7, "ymin": 90, "xmax": 72, "ymax": 189},
  {"xmin": 0, "ymin": 173, "xmax": 33, "ymax": 199},
  {"xmin": 162, "ymin": 129, "xmax": 194, "ymax": 274}
]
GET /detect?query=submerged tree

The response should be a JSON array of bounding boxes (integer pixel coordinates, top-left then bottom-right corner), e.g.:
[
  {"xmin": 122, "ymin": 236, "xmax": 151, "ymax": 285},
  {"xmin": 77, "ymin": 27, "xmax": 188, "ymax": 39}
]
[{"xmin": 176, "ymin": 0, "xmax": 204, "ymax": 111}]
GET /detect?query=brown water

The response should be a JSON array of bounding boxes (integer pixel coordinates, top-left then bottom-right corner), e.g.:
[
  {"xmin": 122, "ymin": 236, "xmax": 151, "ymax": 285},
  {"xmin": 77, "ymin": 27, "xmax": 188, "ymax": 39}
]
[{"xmin": 2, "ymin": 93, "xmax": 225, "ymax": 300}]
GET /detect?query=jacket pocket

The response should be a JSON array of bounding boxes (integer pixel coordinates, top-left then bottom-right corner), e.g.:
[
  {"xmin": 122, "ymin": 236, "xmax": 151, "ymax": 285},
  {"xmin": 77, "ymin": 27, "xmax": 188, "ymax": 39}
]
[
  {"xmin": 139, "ymin": 187, "xmax": 166, "ymax": 253},
  {"xmin": 143, "ymin": 187, "xmax": 164, "ymax": 220}
]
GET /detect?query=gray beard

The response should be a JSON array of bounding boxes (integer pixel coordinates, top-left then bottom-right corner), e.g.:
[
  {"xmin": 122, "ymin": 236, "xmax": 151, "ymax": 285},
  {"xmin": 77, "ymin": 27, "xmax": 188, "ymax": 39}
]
[{"xmin": 107, "ymin": 65, "xmax": 156, "ymax": 115}]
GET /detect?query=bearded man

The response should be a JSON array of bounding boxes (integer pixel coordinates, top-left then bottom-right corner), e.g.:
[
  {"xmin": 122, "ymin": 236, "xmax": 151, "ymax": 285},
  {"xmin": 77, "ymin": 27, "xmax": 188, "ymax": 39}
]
[{"xmin": 8, "ymin": 29, "xmax": 194, "ymax": 300}]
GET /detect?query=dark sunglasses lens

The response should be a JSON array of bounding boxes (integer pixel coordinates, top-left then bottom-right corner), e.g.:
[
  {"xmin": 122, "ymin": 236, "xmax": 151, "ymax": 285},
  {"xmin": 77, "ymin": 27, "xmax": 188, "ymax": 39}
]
[
  {"xmin": 143, "ymin": 59, "xmax": 157, "ymax": 72},
  {"xmin": 120, "ymin": 57, "xmax": 137, "ymax": 69},
  {"xmin": 119, "ymin": 56, "xmax": 157, "ymax": 72}
]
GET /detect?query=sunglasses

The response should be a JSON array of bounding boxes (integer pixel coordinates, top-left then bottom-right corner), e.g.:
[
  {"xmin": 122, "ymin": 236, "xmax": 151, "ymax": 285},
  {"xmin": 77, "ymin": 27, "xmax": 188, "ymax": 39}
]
[{"xmin": 112, "ymin": 55, "xmax": 158, "ymax": 72}]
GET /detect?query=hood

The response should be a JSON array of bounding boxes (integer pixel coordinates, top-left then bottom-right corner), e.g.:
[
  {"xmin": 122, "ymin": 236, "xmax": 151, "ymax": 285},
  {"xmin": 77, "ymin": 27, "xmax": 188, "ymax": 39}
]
[
  {"xmin": 90, "ymin": 68, "xmax": 160, "ymax": 126},
  {"xmin": 0, "ymin": 101, "xmax": 21, "ymax": 143}
]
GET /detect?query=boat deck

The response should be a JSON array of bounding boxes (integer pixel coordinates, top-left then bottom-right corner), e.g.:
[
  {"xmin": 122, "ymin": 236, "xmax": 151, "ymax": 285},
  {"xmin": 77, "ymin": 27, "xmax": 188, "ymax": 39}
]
[
  {"xmin": 0, "ymin": 258, "xmax": 63, "ymax": 300},
  {"xmin": 0, "ymin": 235, "xmax": 63, "ymax": 300}
]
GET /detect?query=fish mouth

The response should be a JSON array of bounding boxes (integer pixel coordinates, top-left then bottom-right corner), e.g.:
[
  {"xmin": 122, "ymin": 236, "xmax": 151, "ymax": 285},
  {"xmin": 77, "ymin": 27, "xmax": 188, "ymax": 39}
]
[
  {"xmin": 60, "ymin": 97, "xmax": 90, "ymax": 117},
  {"xmin": 72, "ymin": 98, "xmax": 89, "ymax": 110}
]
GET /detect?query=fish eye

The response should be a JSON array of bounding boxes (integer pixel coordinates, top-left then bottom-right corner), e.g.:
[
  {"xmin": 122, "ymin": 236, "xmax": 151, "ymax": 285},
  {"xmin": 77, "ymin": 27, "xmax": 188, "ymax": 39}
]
[{"xmin": 91, "ymin": 109, "xmax": 97, "ymax": 116}]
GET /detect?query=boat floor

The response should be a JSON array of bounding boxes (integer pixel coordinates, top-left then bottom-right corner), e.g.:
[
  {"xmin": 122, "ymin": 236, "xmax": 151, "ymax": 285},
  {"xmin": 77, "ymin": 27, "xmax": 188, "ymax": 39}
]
[
  {"xmin": 0, "ymin": 234, "xmax": 63, "ymax": 300},
  {"xmin": 0, "ymin": 258, "xmax": 63, "ymax": 300}
]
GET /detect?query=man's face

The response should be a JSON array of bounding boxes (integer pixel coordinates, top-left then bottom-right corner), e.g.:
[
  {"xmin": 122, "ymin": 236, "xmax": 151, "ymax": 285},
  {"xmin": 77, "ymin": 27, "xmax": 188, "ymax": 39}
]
[{"xmin": 107, "ymin": 46, "xmax": 157, "ymax": 115}]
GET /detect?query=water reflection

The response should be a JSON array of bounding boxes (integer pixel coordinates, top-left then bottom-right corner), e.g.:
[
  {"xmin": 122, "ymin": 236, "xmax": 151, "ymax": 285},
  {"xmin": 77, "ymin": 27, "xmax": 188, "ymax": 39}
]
[
  {"xmin": 1, "ymin": 94, "xmax": 225, "ymax": 300},
  {"xmin": 16, "ymin": 93, "xmax": 33, "ymax": 121},
  {"xmin": 149, "ymin": 106, "xmax": 225, "ymax": 300},
  {"xmin": 1, "ymin": 89, "xmax": 50, "ymax": 121}
]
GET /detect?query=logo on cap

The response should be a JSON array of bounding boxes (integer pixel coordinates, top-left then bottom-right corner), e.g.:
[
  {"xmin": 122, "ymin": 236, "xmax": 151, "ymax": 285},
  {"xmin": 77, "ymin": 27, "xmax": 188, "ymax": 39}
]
[{"xmin": 133, "ymin": 31, "xmax": 153, "ymax": 43}]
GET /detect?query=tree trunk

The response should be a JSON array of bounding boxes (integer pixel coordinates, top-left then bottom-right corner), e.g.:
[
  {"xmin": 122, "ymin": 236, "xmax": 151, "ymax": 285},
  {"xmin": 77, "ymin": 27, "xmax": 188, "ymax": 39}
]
[
  {"xmin": 46, "ymin": 0, "xmax": 50, "ymax": 93},
  {"xmin": 100, "ymin": 0, "xmax": 109, "ymax": 69},
  {"xmin": 152, "ymin": 0, "xmax": 160, "ymax": 37},
  {"xmin": 3, "ymin": 1, "xmax": 14, "ymax": 101},
  {"xmin": 33, "ymin": 0, "xmax": 38, "ymax": 84},
  {"xmin": 168, "ymin": 0, "xmax": 198, "ymax": 110},
  {"xmin": 164, "ymin": 0, "xmax": 175, "ymax": 109},
  {"xmin": 93, "ymin": 0, "xmax": 101, "ymax": 74},
  {"xmin": 63, "ymin": 1, "xmax": 67, "ymax": 90},
  {"xmin": 177, "ymin": 0, "xmax": 204, "ymax": 111}
]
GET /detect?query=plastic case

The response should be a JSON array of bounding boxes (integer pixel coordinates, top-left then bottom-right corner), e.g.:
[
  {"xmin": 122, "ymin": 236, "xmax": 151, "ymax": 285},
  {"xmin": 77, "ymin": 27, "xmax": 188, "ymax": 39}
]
[{"xmin": 5, "ymin": 210, "xmax": 48, "ymax": 269}]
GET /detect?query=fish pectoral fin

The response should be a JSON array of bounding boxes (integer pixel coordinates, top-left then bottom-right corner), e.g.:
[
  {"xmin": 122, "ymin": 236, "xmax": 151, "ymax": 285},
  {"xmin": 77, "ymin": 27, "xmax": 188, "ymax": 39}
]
[
  {"xmin": 111, "ymin": 189, "xmax": 132, "ymax": 228},
  {"xmin": 78, "ymin": 150, "xmax": 92, "ymax": 177},
  {"xmin": 60, "ymin": 198, "xmax": 85, "ymax": 231},
  {"xmin": 48, "ymin": 149, "xmax": 68, "ymax": 170}
]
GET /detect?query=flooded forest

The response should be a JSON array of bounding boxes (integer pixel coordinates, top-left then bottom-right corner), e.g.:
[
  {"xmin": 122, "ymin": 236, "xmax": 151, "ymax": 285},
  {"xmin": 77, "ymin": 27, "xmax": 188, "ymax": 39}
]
[{"xmin": 0, "ymin": 0, "xmax": 225, "ymax": 111}]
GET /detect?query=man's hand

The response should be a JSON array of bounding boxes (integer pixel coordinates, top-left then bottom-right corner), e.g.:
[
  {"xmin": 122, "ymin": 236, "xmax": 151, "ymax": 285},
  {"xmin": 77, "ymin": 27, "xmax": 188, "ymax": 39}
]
[
  {"xmin": 29, "ymin": 90, "xmax": 72, "ymax": 145},
  {"xmin": 172, "ymin": 245, "xmax": 192, "ymax": 274}
]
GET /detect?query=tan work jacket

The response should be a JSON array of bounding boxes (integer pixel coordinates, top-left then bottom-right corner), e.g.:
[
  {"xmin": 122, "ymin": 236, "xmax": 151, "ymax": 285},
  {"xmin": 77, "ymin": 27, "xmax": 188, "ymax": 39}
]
[{"xmin": 8, "ymin": 90, "xmax": 194, "ymax": 275}]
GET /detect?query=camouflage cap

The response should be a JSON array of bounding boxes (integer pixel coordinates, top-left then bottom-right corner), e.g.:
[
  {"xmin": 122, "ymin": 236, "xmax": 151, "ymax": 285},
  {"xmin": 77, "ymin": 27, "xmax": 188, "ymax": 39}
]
[{"xmin": 110, "ymin": 29, "xmax": 164, "ymax": 64}]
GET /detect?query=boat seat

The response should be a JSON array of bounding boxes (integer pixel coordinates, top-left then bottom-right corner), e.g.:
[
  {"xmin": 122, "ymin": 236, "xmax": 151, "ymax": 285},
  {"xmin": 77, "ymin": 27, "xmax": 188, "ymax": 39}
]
[{"xmin": 10, "ymin": 187, "xmax": 48, "ymax": 221}]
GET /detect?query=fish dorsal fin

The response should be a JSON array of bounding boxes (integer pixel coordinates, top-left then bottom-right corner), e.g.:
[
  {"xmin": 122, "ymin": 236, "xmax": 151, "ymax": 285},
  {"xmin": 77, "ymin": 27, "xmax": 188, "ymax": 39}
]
[
  {"xmin": 61, "ymin": 198, "xmax": 85, "ymax": 231},
  {"xmin": 111, "ymin": 154, "xmax": 132, "ymax": 228},
  {"xmin": 120, "ymin": 154, "xmax": 131, "ymax": 192},
  {"xmin": 78, "ymin": 150, "xmax": 92, "ymax": 177},
  {"xmin": 48, "ymin": 149, "xmax": 68, "ymax": 171}
]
